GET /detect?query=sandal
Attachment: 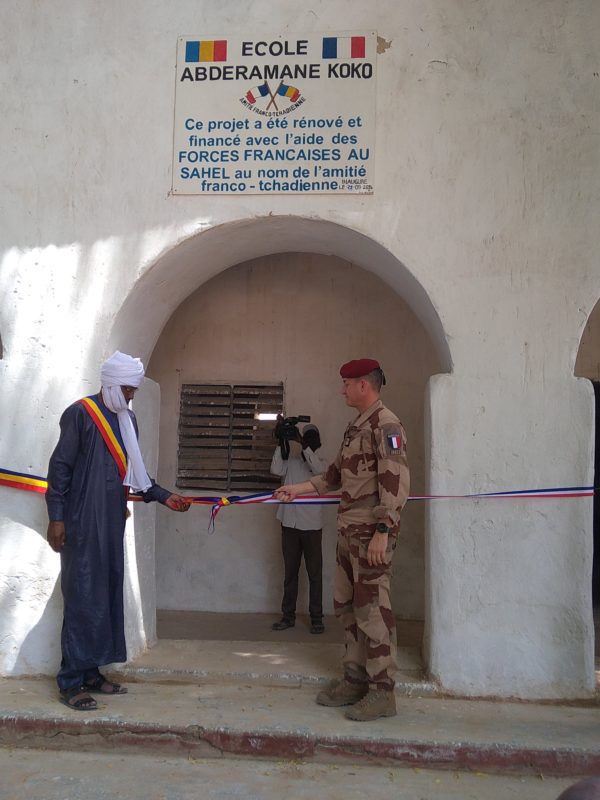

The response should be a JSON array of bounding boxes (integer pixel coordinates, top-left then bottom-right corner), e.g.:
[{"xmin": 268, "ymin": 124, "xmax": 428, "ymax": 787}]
[
  {"xmin": 83, "ymin": 674, "xmax": 128, "ymax": 695},
  {"xmin": 59, "ymin": 686, "xmax": 97, "ymax": 711}
]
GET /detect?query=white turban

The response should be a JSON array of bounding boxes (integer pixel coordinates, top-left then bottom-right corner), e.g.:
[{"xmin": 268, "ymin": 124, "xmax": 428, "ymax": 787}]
[
  {"xmin": 100, "ymin": 351, "xmax": 151, "ymax": 493},
  {"xmin": 101, "ymin": 350, "xmax": 145, "ymax": 389}
]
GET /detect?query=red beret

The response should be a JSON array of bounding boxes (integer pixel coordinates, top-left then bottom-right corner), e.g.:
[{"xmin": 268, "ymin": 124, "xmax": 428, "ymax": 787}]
[{"xmin": 340, "ymin": 358, "xmax": 381, "ymax": 379}]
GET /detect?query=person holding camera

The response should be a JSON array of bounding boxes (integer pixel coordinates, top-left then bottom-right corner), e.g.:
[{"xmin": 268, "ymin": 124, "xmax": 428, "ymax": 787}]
[
  {"xmin": 270, "ymin": 420, "xmax": 327, "ymax": 634},
  {"xmin": 274, "ymin": 359, "xmax": 410, "ymax": 722}
]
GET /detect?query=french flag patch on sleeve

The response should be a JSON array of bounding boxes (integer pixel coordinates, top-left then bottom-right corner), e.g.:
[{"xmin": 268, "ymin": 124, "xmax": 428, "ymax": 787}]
[{"xmin": 387, "ymin": 434, "xmax": 403, "ymax": 452}]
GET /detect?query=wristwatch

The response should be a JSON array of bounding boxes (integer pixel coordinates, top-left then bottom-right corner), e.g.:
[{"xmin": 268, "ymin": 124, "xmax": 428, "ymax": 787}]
[{"xmin": 375, "ymin": 523, "xmax": 391, "ymax": 534}]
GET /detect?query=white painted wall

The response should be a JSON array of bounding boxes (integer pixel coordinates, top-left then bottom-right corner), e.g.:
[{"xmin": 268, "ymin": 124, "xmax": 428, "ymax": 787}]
[
  {"xmin": 0, "ymin": 0, "xmax": 598, "ymax": 698},
  {"xmin": 148, "ymin": 253, "xmax": 441, "ymax": 618}
]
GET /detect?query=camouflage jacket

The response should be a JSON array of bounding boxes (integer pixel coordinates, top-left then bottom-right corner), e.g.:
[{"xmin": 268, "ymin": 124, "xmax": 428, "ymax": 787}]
[{"xmin": 310, "ymin": 400, "xmax": 410, "ymax": 533}]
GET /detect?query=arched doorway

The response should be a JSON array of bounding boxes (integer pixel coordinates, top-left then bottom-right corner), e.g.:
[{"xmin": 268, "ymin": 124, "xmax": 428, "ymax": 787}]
[
  {"xmin": 108, "ymin": 216, "xmax": 451, "ymax": 661},
  {"xmin": 575, "ymin": 300, "xmax": 600, "ymax": 646},
  {"xmin": 109, "ymin": 216, "xmax": 451, "ymax": 369},
  {"xmin": 147, "ymin": 252, "xmax": 444, "ymax": 629}
]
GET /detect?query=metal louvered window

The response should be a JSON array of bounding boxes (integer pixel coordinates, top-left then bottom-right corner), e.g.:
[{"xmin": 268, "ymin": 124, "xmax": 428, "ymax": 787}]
[{"xmin": 176, "ymin": 383, "xmax": 284, "ymax": 492}]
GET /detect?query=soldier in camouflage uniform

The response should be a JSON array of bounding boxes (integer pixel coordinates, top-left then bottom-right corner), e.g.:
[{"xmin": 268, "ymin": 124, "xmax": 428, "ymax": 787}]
[{"xmin": 274, "ymin": 358, "xmax": 409, "ymax": 721}]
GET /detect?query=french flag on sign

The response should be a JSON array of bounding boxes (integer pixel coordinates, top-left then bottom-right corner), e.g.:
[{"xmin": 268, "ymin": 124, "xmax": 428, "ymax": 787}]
[
  {"xmin": 246, "ymin": 83, "xmax": 269, "ymax": 104},
  {"xmin": 387, "ymin": 434, "xmax": 402, "ymax": 451},
  {"xmin": 322, "ymin": 36, "xmax": 366, "ymax": 59}
]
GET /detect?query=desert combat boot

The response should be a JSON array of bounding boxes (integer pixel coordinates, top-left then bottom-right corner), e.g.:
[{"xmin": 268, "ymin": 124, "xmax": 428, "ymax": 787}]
[
  {"xmin": 344, "ymin": 689, "xmax": 397, "ymax": 721},
  {"xmin": 316, "ymin": 678, "xmax": 368, "ymax": 707}
]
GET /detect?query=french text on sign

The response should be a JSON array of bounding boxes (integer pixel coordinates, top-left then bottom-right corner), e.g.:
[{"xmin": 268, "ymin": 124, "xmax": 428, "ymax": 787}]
[
  {"xmin": 173, "ymin": 31, "xmax": 377, "ymax": 195},
  {"xmin": 241, "ymin": 40, "xmax": 308, "ymax": 57}
]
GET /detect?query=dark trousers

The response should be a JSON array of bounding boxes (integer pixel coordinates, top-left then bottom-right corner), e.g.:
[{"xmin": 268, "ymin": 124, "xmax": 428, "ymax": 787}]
[
  {"xmin": 280, "ymin": 525, "xmax": 323, "ymax": 623},
  {"xmin": 57, "ymin": 662, "xmax": 103, "ymax": 692}
]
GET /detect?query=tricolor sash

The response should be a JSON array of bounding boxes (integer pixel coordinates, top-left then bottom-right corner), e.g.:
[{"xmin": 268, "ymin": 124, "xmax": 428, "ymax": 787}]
[{"xmin": 79, "ymin": 396, "xmax": 127, "ymax": 481}]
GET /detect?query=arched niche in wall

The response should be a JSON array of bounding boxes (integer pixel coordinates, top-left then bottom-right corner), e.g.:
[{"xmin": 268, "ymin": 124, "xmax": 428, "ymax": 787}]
[
  {"xmin": 575, "ymin": 297, "xmax": 600, "ymax": 610},
  {"xmin": 108, "ymin": 216, "xmax": 452, "ymax": 372},
  {"xmin": 107, "ymin": 215, "xmax": 452, "ymax": 638},
  {"xmin": 147, "ymin": 252, "xmax": 445, "ymax": 621},
  {"xmin": 575, "ymin": 299, "xmax": 600, "ymax": 383}
]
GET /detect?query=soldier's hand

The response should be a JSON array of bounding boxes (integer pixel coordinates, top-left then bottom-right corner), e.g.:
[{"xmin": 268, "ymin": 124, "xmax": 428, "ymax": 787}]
[
  {"xmin": 165, "ymin": 494, "xmax": 191, "ymax": 512},
  {"xmin": 47, "ymin": 521, "xmax": 66, "ymax": 552},
  {"xmin": 367, "ymin": 532, "xmax": 389, "ymax": 567}
]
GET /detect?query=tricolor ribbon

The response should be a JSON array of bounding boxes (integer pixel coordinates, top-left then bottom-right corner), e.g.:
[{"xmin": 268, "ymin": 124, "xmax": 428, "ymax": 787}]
[
  {"xmin": 205, "ymin": 486, "xmax": 596, "ymax": 532},
  {"xmin": 1, "ymin": 468, "xmax": 595, "ymax": 533},
  {"xmin": 0, "ymin": 468, "xmax": 48, "ymax": 494},
  {"xmin": 0, "ymin": 468, "xmax": 223, "ymax": 506}
]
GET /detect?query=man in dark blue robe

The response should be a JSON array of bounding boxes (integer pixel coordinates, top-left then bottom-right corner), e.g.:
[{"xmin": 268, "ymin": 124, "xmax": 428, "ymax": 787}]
[{"xmin": 46, "ymin": 352, "xmax": 190, "ymax": 710}]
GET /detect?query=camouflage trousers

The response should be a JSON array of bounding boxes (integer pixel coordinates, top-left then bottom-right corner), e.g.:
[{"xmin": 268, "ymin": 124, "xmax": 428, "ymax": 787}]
[{"xmin": 333, "ymin": 525, "xmax": 397, "ymax": 691}]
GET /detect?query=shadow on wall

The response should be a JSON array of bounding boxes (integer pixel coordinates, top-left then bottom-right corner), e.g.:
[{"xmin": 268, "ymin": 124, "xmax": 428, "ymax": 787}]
[
  {"xmin": 11, "ymin": 575, "xmax": 62, "ymax": 676},
  {"xmin": 0, "ymin": 487, "xmax": 61, "ymax": 676}
]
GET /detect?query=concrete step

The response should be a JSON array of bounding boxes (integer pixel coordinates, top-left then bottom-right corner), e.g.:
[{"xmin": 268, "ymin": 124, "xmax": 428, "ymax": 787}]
[
  {"xmin": 111, "ymin": 638, "xmax": 435, "ymax": 696},
  {"xmin": 1, "ymin": 674, "xmax": 599, "ymax": 778}
]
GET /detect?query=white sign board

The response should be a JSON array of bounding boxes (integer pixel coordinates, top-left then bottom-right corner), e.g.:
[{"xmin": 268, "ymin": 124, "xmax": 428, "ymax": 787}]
[{"xmin": 172, "ymin": 32, "xmax": 376, "ymax": 195}]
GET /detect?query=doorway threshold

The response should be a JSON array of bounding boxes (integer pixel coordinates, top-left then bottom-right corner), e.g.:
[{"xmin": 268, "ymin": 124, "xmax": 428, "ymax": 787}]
[{"xmin": 116, "ymin": 610, "xmax": 433, "ymax": 696}]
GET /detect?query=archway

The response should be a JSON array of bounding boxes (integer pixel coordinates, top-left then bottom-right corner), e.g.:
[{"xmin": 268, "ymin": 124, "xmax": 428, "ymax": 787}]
[
  {"xmin": 109, "ymin": 216, "xmax": 451, "ymax": 371},
  {"xmin": 575, "ymin": 299, "xmax": 600, "ymax": 643},
  {"xmin": 108, "ymin": 215, "xmax": 452, "ymax": 658}
]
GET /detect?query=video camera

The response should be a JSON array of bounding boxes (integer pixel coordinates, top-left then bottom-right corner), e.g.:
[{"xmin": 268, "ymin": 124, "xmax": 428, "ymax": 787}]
[
  {"xmin": 274, "ymin": 414, "xmax": 311, "ymax": 459},
  {"xmin": 275, "ymin": 415, "xmax": 311, "ymax": 441}
]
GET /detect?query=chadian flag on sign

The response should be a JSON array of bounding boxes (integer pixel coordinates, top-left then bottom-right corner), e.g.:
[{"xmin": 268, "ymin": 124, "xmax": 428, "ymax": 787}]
[
  {"xmin": 245, "ymin": 82, "xmax": 270, "ymax": 104},
  {"xmin": 277, "ymin": 83, "xmax": 300, "ymax": 102},
  {"xmin": 322, "ymin": 36, "xmax": 365, "ymax": 59},
  {"xmin": 185, "ymin": 40, "xmax": 227, "ymax": 62}
]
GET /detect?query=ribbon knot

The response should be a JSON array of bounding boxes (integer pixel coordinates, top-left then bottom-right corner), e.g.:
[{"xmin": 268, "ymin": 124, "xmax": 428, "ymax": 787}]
[{"xmin": 209, "ymin": 495, "xmax": 236, "ymax": 533}]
